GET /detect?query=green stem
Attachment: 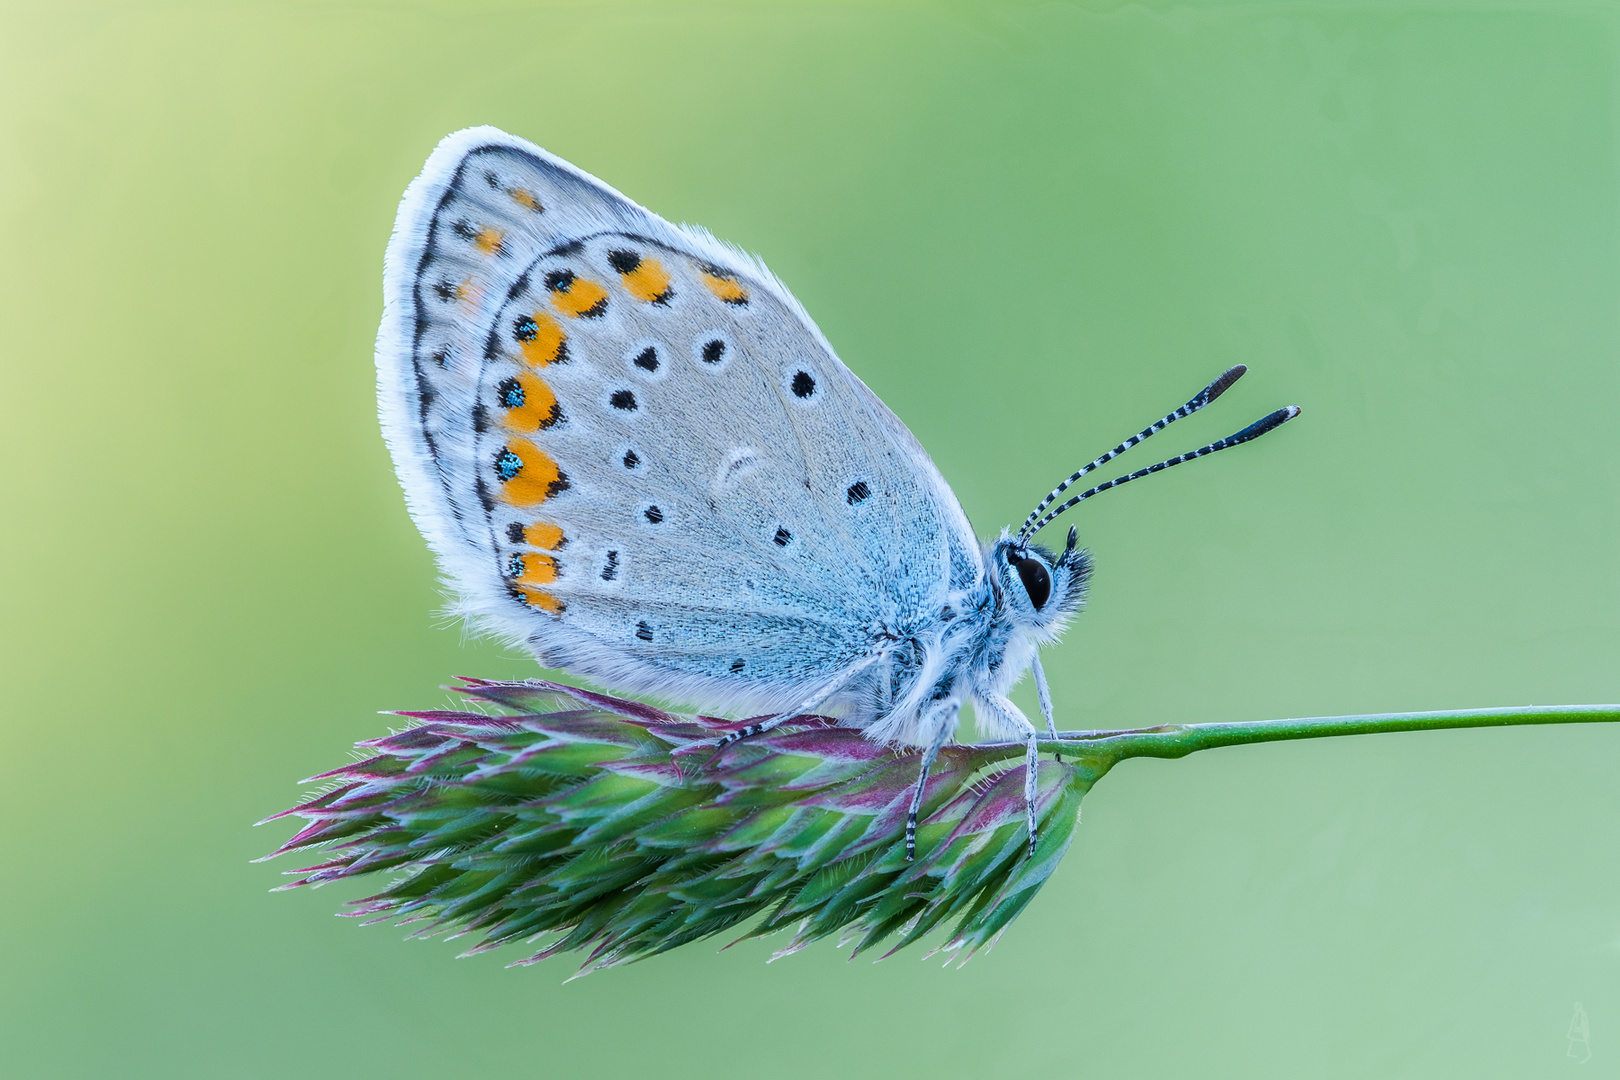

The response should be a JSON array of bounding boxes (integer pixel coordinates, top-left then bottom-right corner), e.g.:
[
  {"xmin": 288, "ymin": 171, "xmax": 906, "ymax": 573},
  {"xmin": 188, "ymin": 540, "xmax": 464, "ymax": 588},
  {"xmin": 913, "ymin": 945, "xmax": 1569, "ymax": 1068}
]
[{"xmin": 1043, "ymin": 705, "xmax": 1620, "ymax": 765}]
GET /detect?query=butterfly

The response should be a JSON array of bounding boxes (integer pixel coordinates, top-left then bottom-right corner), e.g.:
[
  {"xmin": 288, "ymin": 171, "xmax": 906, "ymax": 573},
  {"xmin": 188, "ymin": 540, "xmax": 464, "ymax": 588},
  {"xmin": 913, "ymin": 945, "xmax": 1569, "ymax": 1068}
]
[{"xmin": 376, "ymin": 126, "xmax": 1299, "ymax": 859}]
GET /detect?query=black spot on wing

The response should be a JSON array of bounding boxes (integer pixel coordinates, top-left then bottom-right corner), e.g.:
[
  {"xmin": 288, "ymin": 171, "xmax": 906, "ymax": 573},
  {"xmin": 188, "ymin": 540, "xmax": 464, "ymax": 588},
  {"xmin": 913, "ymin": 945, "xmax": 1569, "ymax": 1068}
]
[
  {"xmin": 847, "ymin": 481, "xmax": 871, "ymax": 505},
  {"xmin": 494, "ymin": 449, "xmax": 523, "ymax": 481},
  {"xmin": 497, "ymin": 377, "xmax": 524, "ymax": 409}
]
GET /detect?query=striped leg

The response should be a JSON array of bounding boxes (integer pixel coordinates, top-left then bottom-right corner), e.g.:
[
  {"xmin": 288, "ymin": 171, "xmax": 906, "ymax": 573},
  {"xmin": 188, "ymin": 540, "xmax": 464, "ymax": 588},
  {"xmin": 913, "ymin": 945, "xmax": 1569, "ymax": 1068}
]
[
  {"xmin": 715, "ymin": 653, "xmax": 880, "ymax": 748},
  {"xmin": 1031, "ymin": 654, "xmax": 1057, "ymax": 738},
  {"xmin": 1025, "ymin": 729, "xmax": 1038, "ymax": 855},
  {"xmin": 980, "ymin": 693, "xmax": 1041, "ymax": 857},
  {"xmin": 1031, "ymin": 653, "xmax": 1059, "ymax": 764},
  {"xmin": 714, "ymin": 716, "xmax": 791, "ymax": 747},
  {"xmin": 905, "ymin": 703, "xmax": 958, "ymax": 861}
]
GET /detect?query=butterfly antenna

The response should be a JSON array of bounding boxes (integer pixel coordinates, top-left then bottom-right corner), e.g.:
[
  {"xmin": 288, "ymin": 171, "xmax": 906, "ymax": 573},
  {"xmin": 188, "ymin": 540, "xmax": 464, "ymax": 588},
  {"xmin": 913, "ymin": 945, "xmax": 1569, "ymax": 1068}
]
[
  {"xmin": 1016, "ymin": 365, "xmax": 1248, "ymax": 543},
  {"xmin": 1022, "ymin": 405, "xmax": 1301, "ymax": 538}
]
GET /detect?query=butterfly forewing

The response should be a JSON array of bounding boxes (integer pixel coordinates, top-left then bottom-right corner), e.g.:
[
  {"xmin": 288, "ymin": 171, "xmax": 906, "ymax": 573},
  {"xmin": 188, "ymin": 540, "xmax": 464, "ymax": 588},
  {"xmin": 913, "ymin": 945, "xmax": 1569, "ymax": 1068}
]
[{"xmin": 379, "ymin": 128, "xmax": 982, "ymax": 713}]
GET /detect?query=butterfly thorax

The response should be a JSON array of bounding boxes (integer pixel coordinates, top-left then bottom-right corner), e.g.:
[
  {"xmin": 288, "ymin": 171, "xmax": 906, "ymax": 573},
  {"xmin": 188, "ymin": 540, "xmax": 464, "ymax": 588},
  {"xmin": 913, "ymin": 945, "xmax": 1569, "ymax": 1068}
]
[
  {"xmin": 849, "ymin": 583, "xmax": 994, "ymax": 744},
  {"xmin": 846, "ymin": 534, "xmax": 1090, "ymax": 746}
]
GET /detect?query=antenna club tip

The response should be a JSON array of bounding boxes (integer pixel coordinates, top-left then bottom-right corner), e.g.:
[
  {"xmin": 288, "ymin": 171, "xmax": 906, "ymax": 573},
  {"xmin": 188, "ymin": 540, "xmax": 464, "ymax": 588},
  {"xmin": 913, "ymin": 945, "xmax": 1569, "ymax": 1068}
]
[
  {"xmin": 1231, "ymin": 404, "xmax": 1302, "ymax": 441},
  {"xmin": 1206, "ymin": 365, "xmax": 1247, "ymax": 402}
]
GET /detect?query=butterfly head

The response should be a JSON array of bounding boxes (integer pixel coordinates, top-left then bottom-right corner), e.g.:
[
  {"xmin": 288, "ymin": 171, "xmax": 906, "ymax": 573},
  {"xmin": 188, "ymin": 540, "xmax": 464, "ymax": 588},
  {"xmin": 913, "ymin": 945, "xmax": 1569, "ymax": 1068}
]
[{"xmin": 989, "ymin": 526, "xmax": 1091, "ymax": 639}]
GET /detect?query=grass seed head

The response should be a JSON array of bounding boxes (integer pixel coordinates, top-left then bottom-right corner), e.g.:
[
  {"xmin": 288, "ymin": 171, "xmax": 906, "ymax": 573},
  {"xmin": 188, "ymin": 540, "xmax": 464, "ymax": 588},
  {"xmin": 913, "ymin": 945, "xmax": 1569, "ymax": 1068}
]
[{"xmin": 261, "ymin": 679, "xmax": 1098, "ymax": 974}]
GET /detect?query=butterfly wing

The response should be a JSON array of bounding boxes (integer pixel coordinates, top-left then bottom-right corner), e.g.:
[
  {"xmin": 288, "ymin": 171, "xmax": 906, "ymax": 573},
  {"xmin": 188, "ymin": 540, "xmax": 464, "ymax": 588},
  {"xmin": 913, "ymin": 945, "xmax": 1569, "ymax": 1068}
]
[{"xmin": 377, "ymin": 127, "xmax": 983, "ymax": 716}]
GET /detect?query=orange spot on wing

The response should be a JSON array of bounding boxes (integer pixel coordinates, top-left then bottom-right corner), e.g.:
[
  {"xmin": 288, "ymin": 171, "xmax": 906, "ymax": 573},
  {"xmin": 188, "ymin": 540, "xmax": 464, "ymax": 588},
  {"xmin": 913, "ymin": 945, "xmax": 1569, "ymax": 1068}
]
[
  {"xmin": 524, "ymin": 522, "xmax": 565, "ymax": 550},
  {"xmin": 509, "ymin": 187, "xmax": 542, "ymax": 211},
  {"xmin": 457, "ymin": 277, "xmax": 484, "ymax": 313},
  {"xmin": 514, "ymin": 585, "xmax": 565, "ymax": 613},
  {"xmin": 619, "ymin": 258, "xmax": 672, "ymax": 303},
  {"xmin": 474, "ymin": 227, "xmax": 505, "ymax": 255},
  {"xmin": 517, "ymin": 312, "xmax": 568, "ymax": 367},
  {"xmin": 499, "ymin": 371, "xmax": 561, "ymax": 433},
  {"xmin": 700, "ymin": 269, "xmax": 749, "ymax": 306},
  {"xmin": 495, "ymin": 440, "xmax": 570, "ymax": 507},
  {"xmin": 511, "ymin": 552, "xmax": 559, "ymax": 585},
  {"xmin": 550, "ymin": 276, "xmax": 609, "ymax": 318}
]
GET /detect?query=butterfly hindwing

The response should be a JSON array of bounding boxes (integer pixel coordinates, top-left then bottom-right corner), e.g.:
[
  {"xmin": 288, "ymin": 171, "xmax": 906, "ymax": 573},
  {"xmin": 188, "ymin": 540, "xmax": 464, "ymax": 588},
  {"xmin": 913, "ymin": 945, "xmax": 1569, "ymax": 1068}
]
[{"xmin": 378, "ymin": 127, "xmax": 983, "ymax": 714}]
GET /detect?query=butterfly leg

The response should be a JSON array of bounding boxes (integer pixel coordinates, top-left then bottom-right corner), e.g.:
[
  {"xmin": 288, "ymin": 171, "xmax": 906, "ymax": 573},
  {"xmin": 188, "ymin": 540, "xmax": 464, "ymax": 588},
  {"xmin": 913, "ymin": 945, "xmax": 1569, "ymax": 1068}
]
[
  {"xmin": 905, "ymin": 703, "xmax": 959, "ymax": 862},
  {"xmin": 1031, "ymin": 653, "xmax": 1059, "ymax": 763},
  {"xmin": 715, "ymin": 716, "xmax": 789, "ymax": 747},
  {"xmin": 978, "ymin": 693, "xmax": 1042, "ymax": 858},
  {"xmin": 715, "ymin": 653, "xmax": 881, "ymax": 748},
  {"xmin": 1022, "ymin": 728, "xmax": 1038, "ymax": 857}
]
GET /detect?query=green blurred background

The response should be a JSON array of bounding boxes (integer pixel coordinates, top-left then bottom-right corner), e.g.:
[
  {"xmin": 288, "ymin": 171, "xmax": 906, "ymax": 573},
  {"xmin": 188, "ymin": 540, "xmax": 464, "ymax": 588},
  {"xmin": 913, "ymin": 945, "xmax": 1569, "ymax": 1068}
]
[{"xmin": 3, "ymin": 1, "xmax": 1618, "ymax": 1076}]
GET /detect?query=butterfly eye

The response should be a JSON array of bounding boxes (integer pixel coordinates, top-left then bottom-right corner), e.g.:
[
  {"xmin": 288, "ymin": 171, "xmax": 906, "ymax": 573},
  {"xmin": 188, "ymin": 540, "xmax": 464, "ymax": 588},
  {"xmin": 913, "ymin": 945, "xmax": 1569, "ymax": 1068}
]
[{"xmin": 1013, "ymin": 555, "xmax": 1052, "ymax": 611}]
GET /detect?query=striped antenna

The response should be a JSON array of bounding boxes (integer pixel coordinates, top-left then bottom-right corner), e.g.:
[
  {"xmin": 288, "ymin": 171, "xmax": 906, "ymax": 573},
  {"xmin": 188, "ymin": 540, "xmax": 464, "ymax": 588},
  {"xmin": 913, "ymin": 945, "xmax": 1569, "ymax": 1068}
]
[
  {"xmin": 1022, "ymin": 405, "xmax": 1301, "ymax": 539},
  {"xmin": 1016, "ymin": 366, "xmax": 1249, "ymax": 542}
]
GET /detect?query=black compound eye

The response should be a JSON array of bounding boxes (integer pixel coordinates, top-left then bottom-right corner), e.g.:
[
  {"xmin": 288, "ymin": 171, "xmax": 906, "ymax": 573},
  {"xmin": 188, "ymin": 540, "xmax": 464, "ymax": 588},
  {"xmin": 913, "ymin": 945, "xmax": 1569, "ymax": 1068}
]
[{"xmin": 1013, "ymin": 554, "xmax": 1052, "ymax": 610}]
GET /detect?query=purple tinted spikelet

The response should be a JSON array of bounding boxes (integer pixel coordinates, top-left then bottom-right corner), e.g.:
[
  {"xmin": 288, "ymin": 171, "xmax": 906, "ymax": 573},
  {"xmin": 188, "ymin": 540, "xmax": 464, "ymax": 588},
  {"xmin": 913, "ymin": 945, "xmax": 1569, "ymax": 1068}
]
[{"xmin": 259, "ymin": 679, "xmax": 1097, "ymax": 974}]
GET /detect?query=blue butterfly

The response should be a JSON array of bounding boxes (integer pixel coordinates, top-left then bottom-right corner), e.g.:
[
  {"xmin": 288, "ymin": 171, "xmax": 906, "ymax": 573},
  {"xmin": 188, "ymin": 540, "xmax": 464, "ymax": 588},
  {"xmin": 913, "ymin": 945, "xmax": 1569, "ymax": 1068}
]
[{"xmin": 376, "ymin": 127, "xmax": 1299, "ymax": 858}]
